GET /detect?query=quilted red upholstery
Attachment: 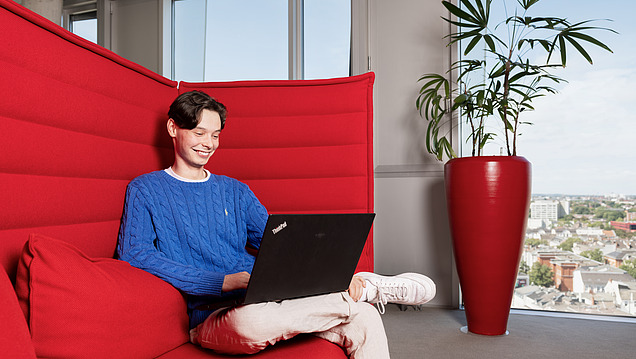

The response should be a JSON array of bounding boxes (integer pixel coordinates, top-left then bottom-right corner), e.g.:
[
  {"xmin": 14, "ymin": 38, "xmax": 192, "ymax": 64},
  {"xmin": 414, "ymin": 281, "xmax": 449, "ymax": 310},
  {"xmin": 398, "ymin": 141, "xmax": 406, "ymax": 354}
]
[
  {"xmin": 0, "ymin": 0, "xmax": 178, "ymax": 281},
  {"xmin": 0, "ymin": 0, "xmax": 374, "ymax": 358},
  {"xmin": 180, "ymin": 74, "xmax": 376, "ymax": 273}
]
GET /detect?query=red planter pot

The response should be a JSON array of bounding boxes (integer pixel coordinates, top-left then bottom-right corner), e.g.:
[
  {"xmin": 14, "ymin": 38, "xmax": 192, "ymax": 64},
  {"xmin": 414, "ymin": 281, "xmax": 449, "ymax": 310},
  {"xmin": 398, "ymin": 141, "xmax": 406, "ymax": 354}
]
[{"xmin": 445, "ymin": 156, "xmax": 531, "ymax": 335}]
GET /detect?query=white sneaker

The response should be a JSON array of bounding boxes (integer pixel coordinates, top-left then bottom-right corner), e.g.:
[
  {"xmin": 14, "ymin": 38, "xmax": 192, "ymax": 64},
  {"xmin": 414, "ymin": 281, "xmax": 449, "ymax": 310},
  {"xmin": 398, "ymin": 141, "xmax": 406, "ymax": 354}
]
[{"xmin": 356, "ymin": 272, "xmax": 436, "ymax": 314}]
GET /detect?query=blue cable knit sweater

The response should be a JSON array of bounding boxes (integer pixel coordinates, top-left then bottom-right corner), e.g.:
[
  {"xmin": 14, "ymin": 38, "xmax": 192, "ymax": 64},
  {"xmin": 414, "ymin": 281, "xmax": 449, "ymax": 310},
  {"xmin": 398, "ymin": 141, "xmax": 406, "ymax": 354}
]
[{"xmin": 117, "ymin": 170, "xmax": 268, "ymax": 328}]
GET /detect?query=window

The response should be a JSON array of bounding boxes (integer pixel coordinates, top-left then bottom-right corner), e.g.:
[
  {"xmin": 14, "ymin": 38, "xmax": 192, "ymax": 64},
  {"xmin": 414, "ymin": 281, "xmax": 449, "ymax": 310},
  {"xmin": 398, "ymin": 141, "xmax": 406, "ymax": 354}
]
[
  {"xmin": 514, "ymin": 0, "xmax": 636, "ymax": 319},
  {"xmin": 63, "ymin": 0, "xmax": 98, "ymax": 44},
  {"xmin": 172, "ymin": 0, "xmax": 351, "ymax": 81},
  {"xmin": 303, "ymin": 0, "xmax": 351, "ymax": 79},
  {"xmin": 456, "ymin": 0, "xmax": 636, "ymax": 318},
  {"xmin": 70, "ymin": 11, "xmax": 97, "ymax": 43}
]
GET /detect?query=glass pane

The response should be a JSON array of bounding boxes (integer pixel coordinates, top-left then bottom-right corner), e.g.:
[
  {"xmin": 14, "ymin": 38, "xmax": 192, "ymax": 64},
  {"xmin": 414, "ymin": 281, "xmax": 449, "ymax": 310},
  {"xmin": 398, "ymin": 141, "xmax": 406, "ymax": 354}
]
[
  {"xmin": 484, "ymin": 0, "xmax": 636, "ymax": 317},
  {"xmin": 174, "ymin": 0, "xmax": 207, "ymax": 81},
  {"xmin": 304, "ymin": 0, "xmax": 351, "ymax": 79},
  {"xmin": 70, "ymin": 14, "xmax": 97, "ymax": 44},
  {"xmin": 203, "ymin": 0, "xmax": 288, "ymax": 81}
]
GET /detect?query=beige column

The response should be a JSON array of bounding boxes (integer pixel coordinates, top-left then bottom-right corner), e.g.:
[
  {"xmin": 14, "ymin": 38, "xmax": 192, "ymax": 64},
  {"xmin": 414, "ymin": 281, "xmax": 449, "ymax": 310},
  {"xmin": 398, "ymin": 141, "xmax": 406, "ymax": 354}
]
[{"xmin": 22, "ymin": 0, "xmax": 63, "ymax": 26}]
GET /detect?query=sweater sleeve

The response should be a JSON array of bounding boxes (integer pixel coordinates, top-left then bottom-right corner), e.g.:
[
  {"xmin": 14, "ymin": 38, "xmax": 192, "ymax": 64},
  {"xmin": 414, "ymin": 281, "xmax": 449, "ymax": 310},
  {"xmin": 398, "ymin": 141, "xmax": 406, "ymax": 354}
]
[
  {"xmin": 117, "ymin": 182, "xmax": 225, "ymax": 297},
  {"xmin": 242, "ymin": 183, "xmax": 268, "ymax": 250}
]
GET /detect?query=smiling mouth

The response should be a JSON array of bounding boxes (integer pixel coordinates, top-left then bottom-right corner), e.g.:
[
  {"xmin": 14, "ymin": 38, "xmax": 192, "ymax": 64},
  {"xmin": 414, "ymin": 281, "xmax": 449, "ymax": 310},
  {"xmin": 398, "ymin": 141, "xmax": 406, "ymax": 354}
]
[{"xmin": 195, "ymin": 149, "xmax": 212, "ymax": 157}]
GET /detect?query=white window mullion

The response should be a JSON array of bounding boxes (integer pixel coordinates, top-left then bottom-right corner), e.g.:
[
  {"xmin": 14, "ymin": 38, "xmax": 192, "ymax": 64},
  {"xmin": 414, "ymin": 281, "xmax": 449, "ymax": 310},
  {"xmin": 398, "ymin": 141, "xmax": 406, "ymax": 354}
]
[
  {"xmin": 202, "ymin": 0, "xmax": 208, "ymax": 81},
  {"xmin": 288, "ymin": 0, "xmax": 304, "ymax": 80}
]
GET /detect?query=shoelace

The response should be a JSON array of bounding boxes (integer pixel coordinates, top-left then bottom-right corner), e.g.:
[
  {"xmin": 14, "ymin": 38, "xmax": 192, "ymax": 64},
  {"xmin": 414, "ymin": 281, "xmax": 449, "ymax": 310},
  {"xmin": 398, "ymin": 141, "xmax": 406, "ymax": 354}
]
[{"xmin": 374, "ymin": 282, "xmax": 408, "ymax": 314}]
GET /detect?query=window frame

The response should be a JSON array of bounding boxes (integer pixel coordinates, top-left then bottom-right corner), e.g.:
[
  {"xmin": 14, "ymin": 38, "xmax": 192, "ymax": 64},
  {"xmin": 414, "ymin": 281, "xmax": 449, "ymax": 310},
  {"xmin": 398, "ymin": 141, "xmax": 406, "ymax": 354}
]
[
  {"xmin": 165, "ymin": 0, "xmax": 370, "ymax": 81},
  {"xmin": 62, "ymin": 0, "xmax": 99, "ymax": 44}
]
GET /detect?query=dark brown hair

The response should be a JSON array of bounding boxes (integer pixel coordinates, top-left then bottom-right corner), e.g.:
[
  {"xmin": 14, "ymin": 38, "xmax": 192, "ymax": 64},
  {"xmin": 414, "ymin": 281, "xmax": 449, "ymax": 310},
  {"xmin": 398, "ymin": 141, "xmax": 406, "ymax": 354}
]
[{"xmin": 168, "ymin": 91, "xmax": 227, "ymax": 130}]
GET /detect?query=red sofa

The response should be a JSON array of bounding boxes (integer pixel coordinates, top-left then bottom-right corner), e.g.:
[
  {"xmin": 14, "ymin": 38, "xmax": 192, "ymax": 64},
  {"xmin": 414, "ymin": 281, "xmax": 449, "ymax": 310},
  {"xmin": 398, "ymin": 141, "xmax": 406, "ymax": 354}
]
[{"xmin": 0, "ymin": 1, "xmax": 375, "ymax": 358}]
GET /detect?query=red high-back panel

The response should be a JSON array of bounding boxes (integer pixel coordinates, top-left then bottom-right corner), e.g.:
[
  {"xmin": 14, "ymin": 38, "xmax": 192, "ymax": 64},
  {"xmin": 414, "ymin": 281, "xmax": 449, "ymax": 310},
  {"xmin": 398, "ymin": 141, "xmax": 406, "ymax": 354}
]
[
  {"xmin": 179, "ymin": 74, "xmax": 375, "ymax": 272},
  {"xmin": 0, "ymin": 0, "xmax": 179, "ymax": 280}
]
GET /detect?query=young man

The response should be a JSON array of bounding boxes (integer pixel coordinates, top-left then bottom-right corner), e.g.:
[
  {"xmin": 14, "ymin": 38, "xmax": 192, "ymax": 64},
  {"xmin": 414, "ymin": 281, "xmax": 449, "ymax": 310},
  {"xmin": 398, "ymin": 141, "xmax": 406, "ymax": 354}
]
[{"xmin": 117, "ymin": 91, "xmax": 436, "ymax": 358}]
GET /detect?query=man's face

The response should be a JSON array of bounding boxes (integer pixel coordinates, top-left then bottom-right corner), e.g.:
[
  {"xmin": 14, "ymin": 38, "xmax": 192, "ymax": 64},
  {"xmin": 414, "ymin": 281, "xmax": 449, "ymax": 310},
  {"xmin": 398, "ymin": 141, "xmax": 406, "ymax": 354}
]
[{"xmin": 168, "ymin": 109, "xmax": 222, "ymax": 172}]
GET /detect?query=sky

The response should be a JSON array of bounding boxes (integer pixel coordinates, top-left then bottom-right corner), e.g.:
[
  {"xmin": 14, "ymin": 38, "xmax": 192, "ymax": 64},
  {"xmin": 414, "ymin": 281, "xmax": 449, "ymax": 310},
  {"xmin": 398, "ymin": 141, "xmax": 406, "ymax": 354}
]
[
  {"xmin": 466, "ymin": 0, "xmax": 636, "ymax": 196},
  {"xmin": 180, "ymin": 0, "xmax": 636, "ymax": 197},
  {"xmin": 173, "ymin": 0, "xmax": 350, "ymax": 81},
  {"xmin": 72, "ymin": 0, "xmax": 634, "ymax": 196}
]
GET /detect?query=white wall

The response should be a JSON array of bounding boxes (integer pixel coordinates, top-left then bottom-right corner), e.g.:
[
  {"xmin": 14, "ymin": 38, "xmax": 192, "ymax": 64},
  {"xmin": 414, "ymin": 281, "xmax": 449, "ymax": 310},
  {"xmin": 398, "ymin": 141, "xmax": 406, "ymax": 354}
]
[
  {"xmin": 369, "ymin": 0, "xmax": 457, "ymax": 308},
  {"xmin": 110, "ymin": 0, "xmax": 164, "ymax": 74}
]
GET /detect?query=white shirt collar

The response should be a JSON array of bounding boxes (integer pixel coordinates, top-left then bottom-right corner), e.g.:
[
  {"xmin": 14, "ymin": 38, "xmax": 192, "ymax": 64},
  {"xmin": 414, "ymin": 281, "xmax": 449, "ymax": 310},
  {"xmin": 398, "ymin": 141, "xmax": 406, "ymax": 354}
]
[{"xmin": 164, "ymin": 167, "xmax": 211, "ymax": 183}]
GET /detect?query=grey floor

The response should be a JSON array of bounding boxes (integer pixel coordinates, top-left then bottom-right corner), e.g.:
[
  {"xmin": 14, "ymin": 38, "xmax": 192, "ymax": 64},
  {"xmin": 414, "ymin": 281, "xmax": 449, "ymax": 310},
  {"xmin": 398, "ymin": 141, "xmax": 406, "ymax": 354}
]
[{"xmin": 381, "ymin": 304, "xmax": 636, "ymax": 359}]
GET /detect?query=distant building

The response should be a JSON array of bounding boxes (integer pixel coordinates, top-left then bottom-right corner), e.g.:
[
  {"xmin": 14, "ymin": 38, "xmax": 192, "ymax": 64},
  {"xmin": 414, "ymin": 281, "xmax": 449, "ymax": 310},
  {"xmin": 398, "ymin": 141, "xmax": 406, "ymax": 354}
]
[
  {"xmin": 530, "ymin": 200, "xmax": 570, "ymax": 221},
  {"xmin": 605, "ymin": 280, "xmax": 636, "ymax": 315},
  {"xmin": 573, "ymin": 243, "xmax": 618, "ymax": 257},
  {"xmin": 527, "ymin": 218, "xmax": 547, "ymax": 230},
  {"xmin": 572, "ymin": 266, "xmax": 632, "ymax": 294},
  {"xmin": 576, "ymin": 228, "xmax": 604, "ymax": 237},
  {"xmin": 603, "ymin": 230, "xmax": 617, "ymax": 239},
  {"xmin": 610, "ymin": 221, "xmax": 636, "ymax": 232},
  {"xmin": 534, "ymin": 250, "xmax": 600, "ymax": 292},
  {"xmin": 552, "ymin": 229, "xmax": 572, "ymax": 239},
  {"xmin": 605, "ymin": 252, "xmax": 627, "ymax": 267},
  {"xmin": 604, "ymin": 250, "xmax": 636, "ymax": 268},
  {"xmin": 576, "ymin": 291, "xmax": 615, "ymax": 308},
  {"xmin": 551, "ymin": 260, "xmax": 578, "ymax": 292},
  {"xmin": 513, "ymin": 284, "xmax": 632, "ymax": 316},
  {"xmin": 512, "ymin": 285, "xmax": 563, "ymax": 310},
  {"xmin": 516, "ymin": 271, "xmax": 530, "ymax": 288}
]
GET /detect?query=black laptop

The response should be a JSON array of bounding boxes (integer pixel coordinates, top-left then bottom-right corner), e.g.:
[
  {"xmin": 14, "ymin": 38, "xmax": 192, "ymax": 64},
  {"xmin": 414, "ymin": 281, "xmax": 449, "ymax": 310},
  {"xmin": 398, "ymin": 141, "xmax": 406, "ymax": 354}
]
[
  {"xmin": 201, "ymin": 213, "xmax": 375, "ymax": 309},
  {"xmin": 241, "ymin": 213, "xmax": 375, "ymax": 305}
]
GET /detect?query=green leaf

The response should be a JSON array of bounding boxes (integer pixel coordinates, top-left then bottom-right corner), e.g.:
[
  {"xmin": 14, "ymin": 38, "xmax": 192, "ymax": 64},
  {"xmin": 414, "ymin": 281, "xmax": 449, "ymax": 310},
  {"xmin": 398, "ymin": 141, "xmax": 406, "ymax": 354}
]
[
  {"xmin": 508, "ymin": 71, "xmax": 528, "ymax": 84},
  {"xmin": 563, "ymin": 35, "xmax": 593, "ymax": 64},
  {"xmin": 567, "ymin": 31, "xmax": 614, "ymax": 53},
  {"xmin": 483, "ymin": 34, "xmax": 496, "ymax": 52},
  {"xmin": 454, "ymin": 93, "xmax": 469, "ymax": 104},
  {"xmin": 459, "ymin": 0, "xmax": 482, "ymax": 22},
  {"xmin": 546, "ymin": 37, "xmax": 559, "ymax": 64},
  {"xmin": 538, "ymin": 39, "xmax": 552, "ymax": 52},
  {"xmin": 439, "ymin": 137, "xmax": 457, "ymax": 160},
  {"xmin": 464, "ymin": 34, "xmax": 483, "ymax": 55},
  {"xmin": 441, "ymin": 17, "xmax": 483, "ymax": 29},
  {"xmin": 489, "ymin": 63, "xmax": 506, "ymax": 78},
  {"xmin": 442, "ymin": 1, "xmax": 480, "ymax": 25},
  {"xmin": 452, "ymin": 28, "xmax": 486, "ymax": 43},
  {"xmin": 559, "ymin": 35, "xmax": 567, "ymax": 66},
  {"xmin": 519, "ymin": 0, "xmax": 540, "ymax": 11},
  {"xmin": 476, "ymin": 90, "xmax": 485, "ymax": 105},
  {"xmin": 479, "ymin": 133, "xmax": 494, "ymax": 148}
]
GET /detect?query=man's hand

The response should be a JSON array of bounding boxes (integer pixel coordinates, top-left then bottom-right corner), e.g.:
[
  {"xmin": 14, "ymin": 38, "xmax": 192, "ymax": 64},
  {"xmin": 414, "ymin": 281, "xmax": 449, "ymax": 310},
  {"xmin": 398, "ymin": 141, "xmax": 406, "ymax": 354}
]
[
  {"xmin": 222, "ymin": 271, "xmax": 250, "ymax": 292},
  {"xmin": 348, "ymin": 275, "xmax": 366, "ymax": 302}
]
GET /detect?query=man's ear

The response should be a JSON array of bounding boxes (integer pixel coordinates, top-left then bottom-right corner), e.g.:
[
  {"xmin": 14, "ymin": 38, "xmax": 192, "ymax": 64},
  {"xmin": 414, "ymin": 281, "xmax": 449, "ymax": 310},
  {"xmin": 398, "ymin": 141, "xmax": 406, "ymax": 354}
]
[{"xmin": 167, "ymin": 118, "xmax": 178, "ymax": 138}]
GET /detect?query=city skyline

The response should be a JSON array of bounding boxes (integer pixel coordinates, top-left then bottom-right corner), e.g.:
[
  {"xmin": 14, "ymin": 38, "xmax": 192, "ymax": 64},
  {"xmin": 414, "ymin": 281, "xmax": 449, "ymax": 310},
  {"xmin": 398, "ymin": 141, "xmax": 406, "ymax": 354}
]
[{"xmin": 518, "ymin": 194, "xmax": 636, "ymax": 317}]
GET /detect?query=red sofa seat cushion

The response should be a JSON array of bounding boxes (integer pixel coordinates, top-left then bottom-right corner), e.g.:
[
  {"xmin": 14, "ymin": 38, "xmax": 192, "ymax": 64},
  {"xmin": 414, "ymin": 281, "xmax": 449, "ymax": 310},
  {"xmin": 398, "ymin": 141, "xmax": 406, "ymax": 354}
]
[
  {"xmin": 0, "ymin": 267, "xmax": 36, "ymax": 358},
  {"xmin": 159, "ymin": 335, "xmax": 346, "ymax": 358},
  {"xmin": 15, "ymin": 234, "xmax": 190, "ymax": 358}
]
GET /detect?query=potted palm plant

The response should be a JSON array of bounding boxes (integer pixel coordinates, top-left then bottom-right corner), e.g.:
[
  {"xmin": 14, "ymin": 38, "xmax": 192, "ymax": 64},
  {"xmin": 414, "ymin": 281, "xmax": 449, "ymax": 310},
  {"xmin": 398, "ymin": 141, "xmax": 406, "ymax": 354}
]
[{"xmin": 416, "ymin": 0, "xmax": 614, "ymax": 335}]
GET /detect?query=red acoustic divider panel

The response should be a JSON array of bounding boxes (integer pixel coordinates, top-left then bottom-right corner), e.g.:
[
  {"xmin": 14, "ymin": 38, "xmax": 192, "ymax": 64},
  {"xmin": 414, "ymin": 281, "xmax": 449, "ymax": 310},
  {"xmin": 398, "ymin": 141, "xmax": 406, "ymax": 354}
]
[{"xmin": 179, "ymin": 73, "xmax": 376, "ymax": 273}]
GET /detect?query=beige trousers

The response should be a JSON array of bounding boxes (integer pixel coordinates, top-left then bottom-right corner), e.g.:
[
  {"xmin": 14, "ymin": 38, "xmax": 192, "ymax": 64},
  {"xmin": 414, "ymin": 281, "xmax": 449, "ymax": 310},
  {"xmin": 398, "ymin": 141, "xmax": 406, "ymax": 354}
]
[{"xmin": 189, "ymin": 292, "xmax": 390, "ymax": 359}]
